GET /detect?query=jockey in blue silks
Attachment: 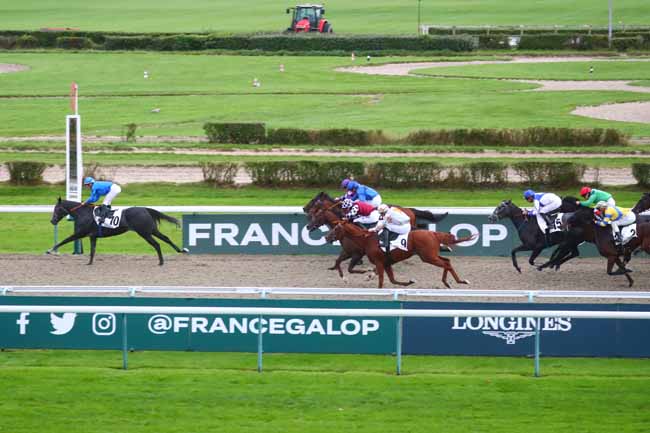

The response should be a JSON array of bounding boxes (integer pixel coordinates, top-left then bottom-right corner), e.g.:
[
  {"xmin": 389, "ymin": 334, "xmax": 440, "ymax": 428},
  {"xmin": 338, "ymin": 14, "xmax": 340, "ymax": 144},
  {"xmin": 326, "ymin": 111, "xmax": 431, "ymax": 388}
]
[
  {"xmin": 83, "ymin": 177, "xmax": 122, "ymax": 220},
  {"xmin": 344, "ymin": 180, "xmax": 382, "ymax": 208},
  {"xmin": 523, "ymin": 189, "xmax": 562, "ymax": 234}
]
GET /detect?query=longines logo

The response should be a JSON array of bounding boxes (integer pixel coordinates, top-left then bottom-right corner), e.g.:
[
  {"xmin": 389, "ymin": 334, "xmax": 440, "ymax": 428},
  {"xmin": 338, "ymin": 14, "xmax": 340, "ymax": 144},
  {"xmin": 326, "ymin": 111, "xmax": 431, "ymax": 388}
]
[{"xmin": 452, "ymin": 316, "xmax": 572, "ymax": 345}]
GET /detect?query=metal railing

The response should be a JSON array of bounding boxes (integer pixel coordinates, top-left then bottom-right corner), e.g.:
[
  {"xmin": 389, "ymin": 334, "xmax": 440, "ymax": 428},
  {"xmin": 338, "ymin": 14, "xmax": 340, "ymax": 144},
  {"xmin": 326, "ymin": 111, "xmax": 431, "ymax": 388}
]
[
  {"xmin": 1, "ymin": 304, "xmax": 648, "ymax": 377},
  {"xmin": 2, "ymin": 286, "xmax": 650, "ymax": 302}
]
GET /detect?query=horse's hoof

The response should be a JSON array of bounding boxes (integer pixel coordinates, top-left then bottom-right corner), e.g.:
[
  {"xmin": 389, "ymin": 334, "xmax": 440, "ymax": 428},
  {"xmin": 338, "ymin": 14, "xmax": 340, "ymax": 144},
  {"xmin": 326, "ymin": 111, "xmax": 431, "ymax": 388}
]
[
  {"xmin": 443, "ymin": 282, "xmax": 451, "ymax": 288},
  {"xmin": 460, "ymin": 280, "xmax": 469, "ymax": 285},
  {"xmin": 515, "ymin": 268, "xmax": 522, "ymax": 274},
  {"xmin": 625, "ymin": 268, "xmax": 633, "ymax": 273},
  {"xmin": 181, "ymin": 248, "xmax": 189, "ymax": 253},
  {"xmin": 536, "ymin": 266, "xmax": 543, "ymax": 272}
]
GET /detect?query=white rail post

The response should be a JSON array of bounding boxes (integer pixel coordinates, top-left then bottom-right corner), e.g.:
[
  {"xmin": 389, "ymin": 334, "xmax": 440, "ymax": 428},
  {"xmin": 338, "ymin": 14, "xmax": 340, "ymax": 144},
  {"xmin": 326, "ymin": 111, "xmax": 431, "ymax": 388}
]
[
  {"xmin": 396, "ymin": 316, "xmax": 403, "ymax": 375},
  {"xmin": 257, "ymin": 315, "xmax": 264, "ymax": 372},
  {"xmin": 534, "ymin": 318, "xmax": 541, "ymax": 377},
  {"xmin": 122, "ymin": 313, "xmax": 129, "ymax": 370}
]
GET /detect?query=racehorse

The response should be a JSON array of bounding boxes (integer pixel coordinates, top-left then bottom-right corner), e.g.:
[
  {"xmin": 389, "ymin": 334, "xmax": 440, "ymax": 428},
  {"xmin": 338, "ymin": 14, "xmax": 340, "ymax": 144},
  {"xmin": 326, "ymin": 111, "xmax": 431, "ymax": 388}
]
[
  {"xmin": 307, "ymin": 208, "xmax": 369, "ymax": 278},
  {"xmin": 325, "ymin": 221, "xmax": 474, "ymax": 288},
  {"xmin": 631, "ymin": 192, "xmax": 650, "ymax": 215},
  {"xmin": 48, "ymin": 198, "xmax": 188, "ymax": 265},
  {"xmin": 488, "ymin": 199, "xmax": 569, "ymax": 273},
  {"xmin": 304, "ymin": 191, "xmax": 448, "ymax": 275},
  {"xmin": 303, "ymin": 191, "xmax": 448, "ymax": 229}
]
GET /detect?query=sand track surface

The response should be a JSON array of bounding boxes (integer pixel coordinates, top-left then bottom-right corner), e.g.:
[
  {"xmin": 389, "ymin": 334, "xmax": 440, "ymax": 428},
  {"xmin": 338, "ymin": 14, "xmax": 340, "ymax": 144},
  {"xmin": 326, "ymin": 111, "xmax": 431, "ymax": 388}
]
[
  {"xmin": 0, "ymin": 64, "xmax": 29, "ymax": 74},
  {"xmin": 2, "ymin": 254, "xmax": 648, "ymax": 302}
]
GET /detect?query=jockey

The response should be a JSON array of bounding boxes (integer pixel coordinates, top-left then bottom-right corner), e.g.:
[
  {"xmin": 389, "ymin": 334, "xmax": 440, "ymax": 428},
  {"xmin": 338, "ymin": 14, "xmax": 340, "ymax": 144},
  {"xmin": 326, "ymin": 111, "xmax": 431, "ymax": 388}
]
[
  {"xmin": 523, "ymin": 189, "xmax": 562, "ymax": 232},
  {"xmin": 341, "ymin": 198, "xmax": 379, "ymax": 227},
  {"xmin": 344, "ymin": 180, "xmax": 382, "ymax": 208},
  {"xmin": 578, "ymin": 186, "xmax": 615, "ymax": 208},
  {"xmin": 83, "ymin": 176, "xmax": 122, "ymax": 220},
  {"xmin": 370, "ymin": 204, "xmax": 411, "ymax": 249},
  {"xmin": 594, "ymin": 201, "xmax": 636, "ymax": 246}
]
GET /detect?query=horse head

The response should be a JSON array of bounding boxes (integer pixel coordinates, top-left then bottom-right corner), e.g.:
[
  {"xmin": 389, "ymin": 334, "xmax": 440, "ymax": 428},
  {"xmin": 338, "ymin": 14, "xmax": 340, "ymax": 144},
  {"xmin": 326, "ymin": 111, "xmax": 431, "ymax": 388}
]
[
  {"xmin": 488, "ymin": 200, "xmax": 520, "ymax": 222},
  {"xmin": 306, "ymin": 207, "xmax": 331, "ymax": 231},
  {"xmin": 51, "ymin": 197, "xmax": 69, "ymax": 225},
  {"xmin": 632, "ymin": 192, "xmax": 650, "ymax": 215}
]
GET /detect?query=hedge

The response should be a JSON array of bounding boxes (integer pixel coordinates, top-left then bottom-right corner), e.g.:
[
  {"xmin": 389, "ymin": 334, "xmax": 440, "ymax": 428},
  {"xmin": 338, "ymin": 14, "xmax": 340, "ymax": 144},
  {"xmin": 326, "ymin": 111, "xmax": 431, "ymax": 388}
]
[
  {"xmin": 632, "ymin": 163, "xmax": 650, "ymax": 187},
  {"xmin": 6, "ymin": 161, "xmax": 47, "ymax": 185},
  {"xmin": 200, "ymin": 162, "xmax": 239, "ymax": 186},
  {"xmin": 56, "ymin": 36, "xmax": 93, "ymax": 49},
  {"xmin": 513, "ymin": 161, "xmax": 586, "ymax": 187},
  {"xmin": 239, "ymin": 160, "xmax": 583, "ymax": 188},
  {"xmin": 203, "ymin": 122, "xmax": 266, "ymax": 144}
]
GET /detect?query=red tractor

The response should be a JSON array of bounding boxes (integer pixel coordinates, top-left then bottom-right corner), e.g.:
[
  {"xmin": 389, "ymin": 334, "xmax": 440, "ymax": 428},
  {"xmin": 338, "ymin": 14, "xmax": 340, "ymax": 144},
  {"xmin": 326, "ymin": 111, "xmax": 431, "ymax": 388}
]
[{"xmin": 286, "ymin": 4, "xmax": 333, "ymax": 33}]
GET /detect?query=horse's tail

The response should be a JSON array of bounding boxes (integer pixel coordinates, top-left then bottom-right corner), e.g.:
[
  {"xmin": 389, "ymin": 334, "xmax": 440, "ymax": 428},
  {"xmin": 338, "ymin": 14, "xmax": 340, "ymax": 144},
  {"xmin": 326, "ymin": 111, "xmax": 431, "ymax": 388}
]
[
  {"xmin": 436, "ymin": 231, "xmax": 478, "ymax": 245},
  {"xmin": 147, "ymin": 208, "xmax": 180, "ymax": 228},
  {"xmin": 409, "ymin": 208, "xmax": 448, "ymax": 223}
]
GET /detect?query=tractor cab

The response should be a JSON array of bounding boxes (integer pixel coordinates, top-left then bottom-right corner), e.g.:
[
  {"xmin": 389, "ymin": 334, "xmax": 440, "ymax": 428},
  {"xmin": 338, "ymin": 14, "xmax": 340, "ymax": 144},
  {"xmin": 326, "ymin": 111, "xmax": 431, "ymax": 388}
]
[{"xmin": 286, "ymin": 4, "xmax": 332, "ymax": 33}]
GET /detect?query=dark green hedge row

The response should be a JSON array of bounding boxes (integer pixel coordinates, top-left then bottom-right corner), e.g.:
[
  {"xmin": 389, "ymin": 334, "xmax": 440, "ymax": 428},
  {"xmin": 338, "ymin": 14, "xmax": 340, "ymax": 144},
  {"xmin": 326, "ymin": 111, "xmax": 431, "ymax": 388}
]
[
  {"xmin": 475, "ymin": 33, "xmax": 649, "ymax": 50},
  {"xmin": 5, "ymin": 161, "xmax": 47, "ymax": 185},
  {"xmin": 632, "ymin": 163, "xmax": 650, "ymax": 187},
  {"xmin": 206, "ymin": 160, "xmax": 587, "ymax": 188},
  {"xmin": 206, "ymin": 124, "xmax": 627, "ymax": 147},
  {"xmin": 402, "ymin": 128, "xmax": 627, "ymax": 147},
  {"xmin": 427, "ymin": 25, "xmax": 650, "ymax": 36},
  {"xmin": 0, "ymin": 30, "xmax": 476, "ymax": 52}
]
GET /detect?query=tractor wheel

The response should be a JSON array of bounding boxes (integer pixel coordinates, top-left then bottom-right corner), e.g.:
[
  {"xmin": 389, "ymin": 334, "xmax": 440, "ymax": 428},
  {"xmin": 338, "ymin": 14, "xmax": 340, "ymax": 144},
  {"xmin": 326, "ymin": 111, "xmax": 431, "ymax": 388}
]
[{"xmin": 322, "ymin": 23, "xmax": 333, "ymax": 33}]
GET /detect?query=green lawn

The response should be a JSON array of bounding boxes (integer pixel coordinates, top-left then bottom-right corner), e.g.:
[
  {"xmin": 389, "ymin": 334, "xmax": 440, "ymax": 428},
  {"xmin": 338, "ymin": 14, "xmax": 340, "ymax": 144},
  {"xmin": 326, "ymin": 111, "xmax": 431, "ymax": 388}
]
[
  {"xmin": 0, "ymin": 351, "xmax": 648, "ymax": 433},
  {"xmin": 0, "ymin": 183, "xmax": 646, "ymax": 254},
  {"xmin": 416, "ymin": 60, "xmax": 650, "ymax": 81},
  {"xmin": 0, "ymin": 0, "xmax": 648, "ymax": 34},
  {"xmin": 2, "ymin": 53, "xmax": 650, "ymax": 136}
]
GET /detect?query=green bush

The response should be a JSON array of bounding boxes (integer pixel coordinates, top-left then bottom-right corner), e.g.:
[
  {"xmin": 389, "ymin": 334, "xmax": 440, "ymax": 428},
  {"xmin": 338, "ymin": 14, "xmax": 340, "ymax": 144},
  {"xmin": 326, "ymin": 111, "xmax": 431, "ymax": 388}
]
[
  {"xmin": 103, "ymin": 36, "xmax": 156, "ymax": 50},
  {"xmin": 15, "ymin": 34, "xmax": 39, "ymax": 49},
  {"xmin": 632, "ymin": 163, "xmax": 650, "ymax": 187},
  {"xmin": 266, "ymin": 128, "xmax": 312, "ymax": 145},
  {"xmin": 244, "ymin": 161, "xmax": 297, "ymax": 186},
  {"xmin": 366, "ymin": 162, "xmax": 444, "ymax": 188},
  {"xmin": 454, "ymin": 162, "xmax": 509, "ymax": 186},
  {"xmin": 312, "ymin": 128, "xmax": 371, "ymax": 146},
  {"xmin": 513, "ymin": 162, "xmax": 585, "ymax": 187},
  {"xmin": 200, "ymin": 162, "xmax": 239, "ymax": 186},
  {"xmin": 0, "ymin": 36, "xmax": 17, "ymax": 49},
  {"xmin": 612, "ymin": 36, "xmax": 644, "ymax": 51},
  {"xmin": 245, "ymin": 161, "xmax": 364, "ymax": 186},
  {"xmin": 6, "ymin": 161, "xmax": 47, "ymax": 185},
  {"xmin": 203, "ymin": 122, "xmax": 266, "ymax": 144},
  {"xmin": 56, "ymin": 36, "xmax": 93, "ymax": 49},
  {"xmin": 124, "ymin": 123, "xmax": 137, "ymax": 143}
]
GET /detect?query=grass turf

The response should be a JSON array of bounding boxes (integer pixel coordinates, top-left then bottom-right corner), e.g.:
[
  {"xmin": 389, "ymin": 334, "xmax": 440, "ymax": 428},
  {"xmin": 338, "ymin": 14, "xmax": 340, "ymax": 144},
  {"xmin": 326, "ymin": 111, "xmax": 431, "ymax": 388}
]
[
  {"xmin": 0, "ymin": 0, "xmax": 648, "ymax": 34},
  {"xmin": 2, "ymin": 53, "xmax": 650, "ymax": 136},
  {"xmin": 0, "ymin": 350, "xmax": 648, "ymax": 433},
  {"xmin": 0, "ymin": 183, "xmax": 646, "ymax": 254}
]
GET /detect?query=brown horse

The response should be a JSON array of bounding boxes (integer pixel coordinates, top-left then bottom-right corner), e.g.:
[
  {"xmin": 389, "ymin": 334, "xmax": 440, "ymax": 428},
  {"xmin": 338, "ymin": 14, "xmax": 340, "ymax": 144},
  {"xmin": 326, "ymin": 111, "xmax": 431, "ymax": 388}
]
[
  {"xmin": 307, "ymin": 207, "xmax": 369, "ymax": 278},
  {"xmin": 325, "ymin": 221, "xmax": 475, "ymax": 288}
]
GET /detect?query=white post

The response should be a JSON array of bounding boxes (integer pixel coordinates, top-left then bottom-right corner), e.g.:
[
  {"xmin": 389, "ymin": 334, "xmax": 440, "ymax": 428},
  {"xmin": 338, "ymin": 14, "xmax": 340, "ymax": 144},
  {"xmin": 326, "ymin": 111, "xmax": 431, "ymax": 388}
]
[{"xmin": 608, "ymin": 0, "xmax": 613, "ymax": 48}]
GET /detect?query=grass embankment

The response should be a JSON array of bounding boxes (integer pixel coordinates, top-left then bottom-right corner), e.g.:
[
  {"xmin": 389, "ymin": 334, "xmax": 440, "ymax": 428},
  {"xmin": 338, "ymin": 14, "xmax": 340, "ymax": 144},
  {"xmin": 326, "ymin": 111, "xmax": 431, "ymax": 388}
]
[
  {"xmin": 0, "ymin": 350, "xmax": 648, "ymax": 433},
  {"xmin": 2, "ymin": 53, "xmax": 650, "ymax": 136},
  {"xmin": 0, "ymin": 183, "xmax": 646, "ymax": 254},
  {"xmin": 0, "ymin": 0, "xmax": 647, "ymax": 34}
]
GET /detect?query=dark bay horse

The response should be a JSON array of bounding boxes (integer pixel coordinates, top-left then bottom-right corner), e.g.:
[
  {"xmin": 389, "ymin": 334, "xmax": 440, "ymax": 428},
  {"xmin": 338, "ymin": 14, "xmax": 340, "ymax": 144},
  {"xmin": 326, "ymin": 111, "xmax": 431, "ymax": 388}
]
[
  {"xmin": 325, "ymin": 221, "xmax": 474, "ymax": 288},
  {"xmin": 307, "ymin": 208, "xmax": 368, "ymax": 278},
  {"xmin": 488, "ymin": 199, "xmax": 569, "ymax": 273},
  {"xmin": 48, "ymin": 198, "xmax": 188, "ymax": 265},
  {"xmin": 303, "ymin": 191, "xmax": 448, "ymax": 229}
]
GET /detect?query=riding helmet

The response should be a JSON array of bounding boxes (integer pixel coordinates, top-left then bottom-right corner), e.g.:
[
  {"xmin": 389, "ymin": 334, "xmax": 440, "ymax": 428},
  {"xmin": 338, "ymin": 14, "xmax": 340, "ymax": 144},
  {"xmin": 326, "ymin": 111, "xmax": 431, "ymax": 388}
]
[
  {"xmin": 340, "ymin": 178, "xmax": 350, "ymax": 189},
  {"xmin": 523, "ymin": 189, "xmax": 535, "ymax": 200},
  {"xmin": 83, "ymin": 176, "xmax": 95, "ymax": 185},
  {"xmin": 580, "ymin": 186, "xmax": 591, "ymax": 198}
]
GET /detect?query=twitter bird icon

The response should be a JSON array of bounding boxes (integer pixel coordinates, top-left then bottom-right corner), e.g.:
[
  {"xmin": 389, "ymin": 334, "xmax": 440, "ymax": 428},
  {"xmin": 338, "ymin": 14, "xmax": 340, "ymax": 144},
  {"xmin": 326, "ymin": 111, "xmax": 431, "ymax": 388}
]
[{"xmin": 50, "ymin": 313, "xmax": 77, "ymax": 335}]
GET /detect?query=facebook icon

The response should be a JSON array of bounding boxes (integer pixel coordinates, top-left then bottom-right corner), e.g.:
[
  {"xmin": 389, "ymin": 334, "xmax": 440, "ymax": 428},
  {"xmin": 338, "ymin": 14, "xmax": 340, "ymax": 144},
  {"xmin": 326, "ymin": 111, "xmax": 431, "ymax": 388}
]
[{"xmin": 16, "ymin": 312, "xmax": 30, "ymax": 335}]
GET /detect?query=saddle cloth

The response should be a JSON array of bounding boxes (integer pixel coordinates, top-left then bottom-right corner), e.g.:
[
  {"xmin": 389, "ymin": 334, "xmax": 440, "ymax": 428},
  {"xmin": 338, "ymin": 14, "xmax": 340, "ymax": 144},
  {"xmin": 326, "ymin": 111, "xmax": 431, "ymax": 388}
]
[
  {"xmin": 537, "ymin": 213, "xmax": 563, "ymax": 234},
  {"xmin": 93, "ymin": 207, "xmax": 124, "ymax": 229},
  {"xmin": 621, "ymin": 224, "xmax": 637, "ymax": 245},
  {"xmin": 379, "ymin": 231, "xmax": 409, "ymax": 253}
]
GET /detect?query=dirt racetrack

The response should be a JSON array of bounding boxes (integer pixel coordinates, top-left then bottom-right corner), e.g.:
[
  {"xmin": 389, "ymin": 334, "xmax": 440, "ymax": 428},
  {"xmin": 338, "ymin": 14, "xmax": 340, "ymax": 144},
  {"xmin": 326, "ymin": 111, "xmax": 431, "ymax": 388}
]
[{"xmin": 2, "ymin": 253, "xmax": 649, "ymax": 301}]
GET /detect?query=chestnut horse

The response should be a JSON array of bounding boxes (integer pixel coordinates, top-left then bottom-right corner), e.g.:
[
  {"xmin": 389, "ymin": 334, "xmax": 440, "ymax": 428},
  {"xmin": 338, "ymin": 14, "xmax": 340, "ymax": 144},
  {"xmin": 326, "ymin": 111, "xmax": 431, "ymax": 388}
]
[{"xmin": 326, "ymin": 221, "xmax": 475, "ymax": 288}]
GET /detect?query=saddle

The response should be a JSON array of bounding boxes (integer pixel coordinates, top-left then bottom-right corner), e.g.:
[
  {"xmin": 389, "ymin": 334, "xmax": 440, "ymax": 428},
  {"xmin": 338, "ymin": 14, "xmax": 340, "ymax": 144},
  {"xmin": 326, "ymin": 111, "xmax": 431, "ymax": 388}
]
[{"xmin": 93, "ymin": 207, "xmax": 122, "ymax": 229}]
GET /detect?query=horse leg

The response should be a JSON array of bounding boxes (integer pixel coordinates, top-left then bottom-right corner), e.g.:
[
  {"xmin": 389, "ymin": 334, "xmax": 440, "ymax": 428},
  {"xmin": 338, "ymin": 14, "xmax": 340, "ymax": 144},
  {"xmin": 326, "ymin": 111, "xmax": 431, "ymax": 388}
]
[
  {"xmin": 385, "ymin": 264, "xmax": 414, "ymax": 286},
  {"xmin": 439, "ymin": 256, "xmax": 469, "ymax": 285},
  {"xmin": 528, "ymin": 247, "xmax": 543, "ymax": 266},
  {"xmin": 330, "ymin": 250, "xmax": 350, "ymax": 277},
  {"xmin": 553, "ymin": 246, "xmax": 580, "ymax": 271},
  {"xmin": 374, "ymin": 262, "xmax": 385, "ymax": 288},
  {"xmin": 152, "ymin": 229, "xmax": 188, "ymax": 253},
  {"xmin": 510, "ymin": 244, "xmax": 530, "ymax": 273},
  {"xmin": 138, "ymin": 232, "xmax": 164, "ymax": 265},
  {"xmin": 46, "ymin": 231, "xmax": 88, "ymax": 254},
  {"xmin": 87, "ymin": 235, "xmax": 97, "ymax": 265},
  {"xmin": 347, "ymin": 254, "xmax": 367, "ymax": 275}
]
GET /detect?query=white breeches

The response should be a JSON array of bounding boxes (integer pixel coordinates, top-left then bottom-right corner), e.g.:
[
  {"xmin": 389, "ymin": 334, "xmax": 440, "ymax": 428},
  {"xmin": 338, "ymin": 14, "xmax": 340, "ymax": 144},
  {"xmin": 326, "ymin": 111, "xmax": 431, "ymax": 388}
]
[
  {"xmin": 369, "ymin": 195, "xmax": 382, "ymax": 208},
  {"xmin": 103, "ymin": 184, "xmax": 121, "ymax": 205},
  {"xmin": 606, "ymin": 197, "xmax": 616, "ymax": 207},
  {"xmin": 611, "ymin": 212, "xmax": 636, "ymax": 234},
  {"xmin": 355, "ymin": 211, "xmax": 380, "ymax": 225},
  {"xmin": 537, "ymin": 197, "xmax": 562, "ymax": 215},
  {"xmin": 386, "ymin": 222, "xmax": 410, "ymax": 235}
]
